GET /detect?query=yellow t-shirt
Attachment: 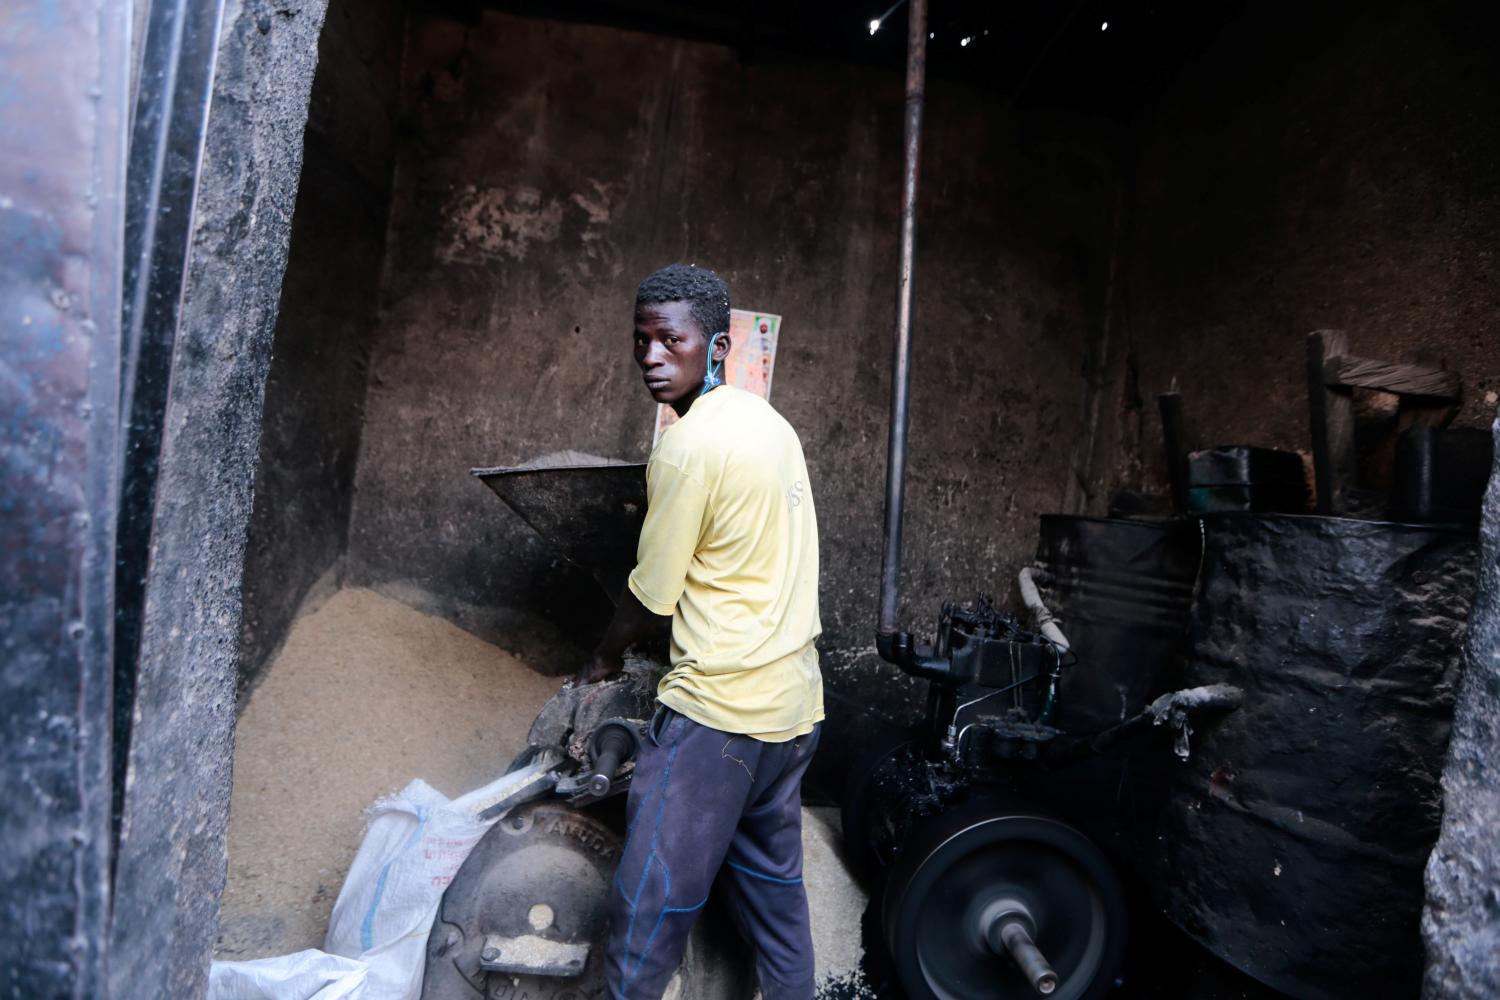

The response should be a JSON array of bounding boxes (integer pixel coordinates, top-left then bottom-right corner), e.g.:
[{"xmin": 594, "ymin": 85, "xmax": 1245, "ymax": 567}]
[{"xmin": 627, "ymin": 385, "xmax": 824, "ymax": 742}]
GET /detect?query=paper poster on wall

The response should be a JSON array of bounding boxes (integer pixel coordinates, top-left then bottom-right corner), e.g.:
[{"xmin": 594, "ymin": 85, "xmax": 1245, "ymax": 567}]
[{"xmin": 652, "ymin": 309, "xmax": 782, "ymax": 445}]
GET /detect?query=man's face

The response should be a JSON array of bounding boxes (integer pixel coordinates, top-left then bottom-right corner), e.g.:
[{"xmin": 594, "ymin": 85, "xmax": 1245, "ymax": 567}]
[{"xmin": 633, "ymin": 300, "xmax": 727, "ymax": 410}]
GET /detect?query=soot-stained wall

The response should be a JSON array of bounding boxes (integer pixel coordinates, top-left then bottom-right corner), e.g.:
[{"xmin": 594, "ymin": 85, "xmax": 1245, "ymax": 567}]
[
  {"xmin": 1086, "ymin": 0, "xmax": 1500, "ymax": 501},
  {"xmin": 237, "ymin": 0, "xmax": 405, "ymax": 693},
  {"xmin": 343, "ymin": 11, "xmax": 1119, "ymax": 778}
]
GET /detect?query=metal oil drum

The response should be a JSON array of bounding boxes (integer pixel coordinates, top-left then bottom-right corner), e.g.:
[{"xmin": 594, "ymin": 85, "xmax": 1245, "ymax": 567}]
[
  {"xmin": 1025, "ymin": 516, "xmax": 1201, "ymax": 875},
  {"xmin": 1155, "ymin": 513, "xmax": 1476, "ymax": 1000},
  {"xmin": 1032, "ymin": 515, "xmax": 1201, "ymax": 733}
]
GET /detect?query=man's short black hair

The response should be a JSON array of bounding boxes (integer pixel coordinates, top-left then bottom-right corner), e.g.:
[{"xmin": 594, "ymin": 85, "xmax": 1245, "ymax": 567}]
[{"xmin": 636, "ymin": 263, "xmax": 731, "ymax": 339}]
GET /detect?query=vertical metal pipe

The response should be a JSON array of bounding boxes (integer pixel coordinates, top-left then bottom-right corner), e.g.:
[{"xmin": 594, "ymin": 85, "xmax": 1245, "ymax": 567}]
[{"xmin": 878, "ymin": 0, "xmax": 927, "ymax": 638}]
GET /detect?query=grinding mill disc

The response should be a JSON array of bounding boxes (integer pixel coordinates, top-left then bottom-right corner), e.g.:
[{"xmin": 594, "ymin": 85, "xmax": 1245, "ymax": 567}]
[
  {"xmin": 422, "ymin": 801, "xmax": 619, "ymax": 1000},
  {"xmin": 420, "ymin": 800, "xmax": 752, "ymax": 1000}
]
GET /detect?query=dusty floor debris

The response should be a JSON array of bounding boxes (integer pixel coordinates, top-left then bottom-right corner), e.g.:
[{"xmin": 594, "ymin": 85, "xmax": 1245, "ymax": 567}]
[
  {"xmin": 217, "ymin": 586, "xmax": 867, "ymax": 986},
  {"xmin": 803, "ymin": 807, "xmax": 868, "ymax": 985}
]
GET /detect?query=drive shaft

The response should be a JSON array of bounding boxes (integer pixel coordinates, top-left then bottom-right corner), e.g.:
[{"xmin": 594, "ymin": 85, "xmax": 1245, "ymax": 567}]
[{"xmin": 993, "ymin": 918, "xmax": 1058, "ymax": 995}]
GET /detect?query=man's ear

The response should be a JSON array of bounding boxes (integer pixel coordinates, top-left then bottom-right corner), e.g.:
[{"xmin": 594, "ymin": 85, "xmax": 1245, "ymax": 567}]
[{"xmin": 712, "ymin": 333, "xmax": 731, "ymax": 362}]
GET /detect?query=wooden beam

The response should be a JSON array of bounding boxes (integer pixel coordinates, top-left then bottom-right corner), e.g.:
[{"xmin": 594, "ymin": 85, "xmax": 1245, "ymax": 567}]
[
  {"xmin": 1158, "ymin": 391, "xmax": 1188, "ymax": 514},
  {"xmin": 1307, "ymin": 330, "xmax": 1356, "ymax": 514},
  {"xmin": 1323, "ymin": 354, "xmax": 1461, "ymax": 399}
]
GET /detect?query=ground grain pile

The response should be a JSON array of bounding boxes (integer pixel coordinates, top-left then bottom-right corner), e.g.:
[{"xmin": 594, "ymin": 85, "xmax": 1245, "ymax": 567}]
[{"xmin": 217, "ymin": 587, "xmax": 558, "ymax": 957}]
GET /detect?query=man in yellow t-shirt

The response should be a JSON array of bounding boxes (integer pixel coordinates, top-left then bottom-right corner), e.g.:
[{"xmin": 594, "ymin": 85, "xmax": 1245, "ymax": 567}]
[{"xmin": 579, "ymin": 264, "xmax": 824, "ymax": 1000}]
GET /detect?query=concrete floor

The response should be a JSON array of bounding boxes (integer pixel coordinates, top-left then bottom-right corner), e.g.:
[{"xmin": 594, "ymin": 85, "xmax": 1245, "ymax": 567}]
[{"xmin": 217, "ymin": 586, "xmax": 865, "ymax": 986}]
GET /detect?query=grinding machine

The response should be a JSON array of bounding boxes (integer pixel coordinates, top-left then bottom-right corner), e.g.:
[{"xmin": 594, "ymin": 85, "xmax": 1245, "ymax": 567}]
[
  {"xmin": 843, "ymin": 2, "xmax": 1244, "ymax": 995},
  {"xmin": 418, "ymin": 461, "xmax": 754, "ymax": 1000},
  {"xmin": 418, "ymin": 455, "xmax": 1244, "ymax": 1000}
]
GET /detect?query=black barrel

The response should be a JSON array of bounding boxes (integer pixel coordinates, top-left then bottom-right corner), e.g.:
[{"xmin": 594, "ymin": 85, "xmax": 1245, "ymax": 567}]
[
  {"xmin": 1388, "ymin": 427, "xmax": 1494, "ymax": 526},
  {"xmin": 1032, "ymin": 515, "xmax": 1201, "ymax": 734},
  {"xmin": 1155, "ymin": 514, "xmax": 1476, "ymax": 1000}
]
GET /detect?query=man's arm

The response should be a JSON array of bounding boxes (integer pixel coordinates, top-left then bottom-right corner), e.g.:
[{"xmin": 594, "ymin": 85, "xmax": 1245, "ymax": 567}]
[
  {"xmin": 575, "ymin": 586, "xmax": 672, "ymax": 686},
  {"xmin": 578, "ymin": 456, "xmax": 705, "ymax": 686}
]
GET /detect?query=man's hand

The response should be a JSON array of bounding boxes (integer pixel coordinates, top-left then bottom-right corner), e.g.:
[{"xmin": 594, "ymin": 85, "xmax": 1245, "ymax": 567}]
[
  {"xmin": 581, "ymin": 586, "xmax": 672, "ymax": 687},
  {"xmin": 575, "ymin": 651, "xmax": 622, "ymax": 688}
]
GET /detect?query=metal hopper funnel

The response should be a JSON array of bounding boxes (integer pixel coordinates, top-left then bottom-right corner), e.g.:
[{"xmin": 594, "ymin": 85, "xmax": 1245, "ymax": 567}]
[{"xmin": 471, "ymin": 457, "xmax": 646, "ymax": 596}]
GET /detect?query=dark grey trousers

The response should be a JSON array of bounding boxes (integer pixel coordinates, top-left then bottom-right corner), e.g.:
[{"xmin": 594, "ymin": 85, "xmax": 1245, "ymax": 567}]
[{"xmin": 604, "ymin": 707, "xmax": 821, "ymax": 1000}]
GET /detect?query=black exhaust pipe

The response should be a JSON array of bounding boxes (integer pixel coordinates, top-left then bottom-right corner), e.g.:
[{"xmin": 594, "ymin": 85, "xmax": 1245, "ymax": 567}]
[{"xmin": 877, "ymin": 0, "xmax": 926, "ymax": 664}]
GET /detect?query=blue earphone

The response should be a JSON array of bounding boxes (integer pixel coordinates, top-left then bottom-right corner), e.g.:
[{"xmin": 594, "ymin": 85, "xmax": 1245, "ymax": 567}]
[{"xmin": 701, "ymin": 333, "xmax": 727, "ymax": 395}]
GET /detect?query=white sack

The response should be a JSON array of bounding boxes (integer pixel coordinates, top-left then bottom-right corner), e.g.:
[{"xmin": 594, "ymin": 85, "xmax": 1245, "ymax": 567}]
[
  {"xmin": 324, "ymin": 764, "xmax": 549, "ymax": 1000},
  {"xmin": 207, "ymin": 949, "xmax": 367, "ymax": 1000}
]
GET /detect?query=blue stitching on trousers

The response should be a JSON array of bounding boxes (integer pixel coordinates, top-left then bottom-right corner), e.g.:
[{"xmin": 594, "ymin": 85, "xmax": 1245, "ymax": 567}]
[
  {"xmin": 618, "ymin": 720, "xmax": 684, "ymax": 994},
  {"xmin": 628, "ymin": 892, "xmax": 709, "ymax": 991},
  {"xmin": 726, "ymin": 859, "xmax": 803, "ymax": 885}
]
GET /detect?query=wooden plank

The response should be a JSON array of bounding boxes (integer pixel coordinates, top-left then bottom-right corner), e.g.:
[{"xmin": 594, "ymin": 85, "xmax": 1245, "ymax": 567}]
[
  {"xmin": 1158, "ymin": 391, "xmax": 1188, "ymax": 513},
  {"xmin": 1307, "ymin": 330, "xmax": 1356, "ymax": 514},
  {"xmin": 1323, "ymin": 354, "xmax": 1461, "ymax": 399}
]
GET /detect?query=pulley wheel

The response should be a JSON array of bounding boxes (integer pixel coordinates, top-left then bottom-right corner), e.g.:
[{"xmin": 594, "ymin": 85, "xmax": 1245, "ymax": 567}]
[{"xmin": 882, "ymin": 799, "xmax": 1126, "ymax": 1000}]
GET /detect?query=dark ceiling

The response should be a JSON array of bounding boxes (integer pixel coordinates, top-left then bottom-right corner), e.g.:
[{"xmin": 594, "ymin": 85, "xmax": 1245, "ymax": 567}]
[{"xmin": 423, "ymin": 0, "xmax": 1249, "ymax": 116}]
